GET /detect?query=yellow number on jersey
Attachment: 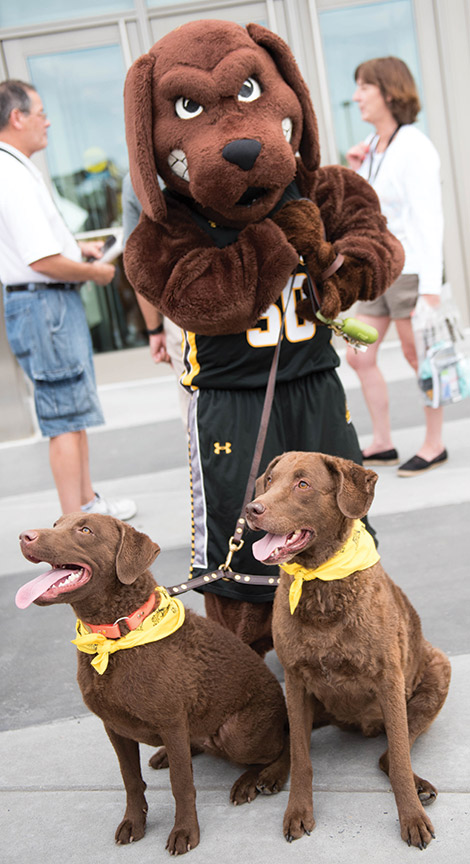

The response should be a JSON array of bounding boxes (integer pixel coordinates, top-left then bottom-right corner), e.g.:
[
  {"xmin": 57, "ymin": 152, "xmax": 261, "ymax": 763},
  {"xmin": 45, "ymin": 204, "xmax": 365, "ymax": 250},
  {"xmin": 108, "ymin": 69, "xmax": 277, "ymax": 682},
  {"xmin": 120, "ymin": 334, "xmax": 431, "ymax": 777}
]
[{"xmin": 246, "ymin": 275, "xmax": 315, "ymax": 348}]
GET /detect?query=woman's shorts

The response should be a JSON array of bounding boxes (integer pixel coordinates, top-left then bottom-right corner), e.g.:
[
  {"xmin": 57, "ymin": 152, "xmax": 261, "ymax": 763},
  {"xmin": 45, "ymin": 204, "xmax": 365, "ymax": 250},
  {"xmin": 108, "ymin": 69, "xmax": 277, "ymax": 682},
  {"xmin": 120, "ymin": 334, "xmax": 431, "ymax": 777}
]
[
  {"xmin": 356, "ymin": 273, "xmax": 419, "ymax": 319},
  {"xmin": 3, "ymin": 286, "xmax": 104, "ymax": 437}
]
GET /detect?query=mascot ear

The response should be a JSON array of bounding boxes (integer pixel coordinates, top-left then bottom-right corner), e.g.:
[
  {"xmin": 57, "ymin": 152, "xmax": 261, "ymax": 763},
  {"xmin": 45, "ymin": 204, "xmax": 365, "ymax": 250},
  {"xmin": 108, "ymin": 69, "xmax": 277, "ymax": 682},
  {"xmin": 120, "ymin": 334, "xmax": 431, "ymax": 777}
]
[
  {"xmin": 246, "ymin": 23, "xmax": 320, "ymax": 172},
  {"xmin": 124, "ymin": 54, "xmax": 166, "ymax": 223}
]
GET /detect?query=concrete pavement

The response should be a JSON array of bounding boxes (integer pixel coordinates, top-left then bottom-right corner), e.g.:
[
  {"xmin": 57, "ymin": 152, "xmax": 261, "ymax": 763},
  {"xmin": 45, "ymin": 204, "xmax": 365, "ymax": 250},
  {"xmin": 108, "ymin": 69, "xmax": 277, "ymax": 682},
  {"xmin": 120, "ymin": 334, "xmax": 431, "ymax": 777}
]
[{"xmin": 1, "ymin": 341, "xmax": 469, "ymax": 863}]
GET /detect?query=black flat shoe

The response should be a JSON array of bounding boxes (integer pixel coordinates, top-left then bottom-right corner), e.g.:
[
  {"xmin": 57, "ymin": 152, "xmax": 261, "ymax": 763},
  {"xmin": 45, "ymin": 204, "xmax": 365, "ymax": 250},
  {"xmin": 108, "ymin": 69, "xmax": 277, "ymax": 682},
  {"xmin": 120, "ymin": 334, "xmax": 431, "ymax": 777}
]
[
  {"xmin": 397, "ymin": 449, "xmax": 448, "ymax": 477},
  {"xmin": 362, "ymin": 448, "xmax": 399, "ymax": 466}
]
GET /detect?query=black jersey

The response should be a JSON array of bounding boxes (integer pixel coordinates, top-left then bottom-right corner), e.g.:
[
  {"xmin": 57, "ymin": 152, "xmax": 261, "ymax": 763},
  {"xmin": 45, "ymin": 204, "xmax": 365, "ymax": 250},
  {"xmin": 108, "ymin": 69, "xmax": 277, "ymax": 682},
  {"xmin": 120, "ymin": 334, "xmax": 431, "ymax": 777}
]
[{"xmin": 181, "ymin": 267, "xmax": 340, "ymax": 391}]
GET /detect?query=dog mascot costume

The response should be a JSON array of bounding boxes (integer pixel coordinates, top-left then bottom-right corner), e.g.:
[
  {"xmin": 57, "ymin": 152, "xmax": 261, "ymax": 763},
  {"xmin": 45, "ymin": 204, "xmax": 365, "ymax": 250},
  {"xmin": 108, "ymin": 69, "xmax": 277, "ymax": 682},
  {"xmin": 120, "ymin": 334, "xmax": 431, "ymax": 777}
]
[{"xmin": 123, "ymin": 20, "xmax": 404, "ymax": 654}]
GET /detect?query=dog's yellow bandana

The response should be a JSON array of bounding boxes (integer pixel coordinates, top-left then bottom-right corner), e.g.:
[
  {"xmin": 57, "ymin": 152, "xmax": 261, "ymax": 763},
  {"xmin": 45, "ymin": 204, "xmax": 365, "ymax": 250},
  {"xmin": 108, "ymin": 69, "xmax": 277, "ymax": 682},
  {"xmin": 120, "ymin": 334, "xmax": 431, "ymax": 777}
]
[
  {"xmin": 281, "ymin": 520, "xmax": 380, "ymax": 614},
  {"xmin": 72, "ymin": 587, "xmax": 185, "ymax": 674}
]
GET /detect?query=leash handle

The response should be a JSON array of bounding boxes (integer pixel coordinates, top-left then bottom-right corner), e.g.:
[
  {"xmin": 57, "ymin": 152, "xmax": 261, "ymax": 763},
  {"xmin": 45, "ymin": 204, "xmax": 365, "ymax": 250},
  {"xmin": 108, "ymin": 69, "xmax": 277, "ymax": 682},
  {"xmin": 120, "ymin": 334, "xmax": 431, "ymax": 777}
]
[{"xmin": 305, "ymin": 256, "xmax": 378, "ymax": 349}]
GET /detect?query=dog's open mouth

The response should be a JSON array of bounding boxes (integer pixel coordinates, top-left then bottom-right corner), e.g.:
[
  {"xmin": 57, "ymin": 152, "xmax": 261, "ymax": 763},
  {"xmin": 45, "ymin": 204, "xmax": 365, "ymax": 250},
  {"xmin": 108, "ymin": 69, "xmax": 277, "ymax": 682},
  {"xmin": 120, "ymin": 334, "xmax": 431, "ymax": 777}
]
[
  {"xmin": 236, "ymin": 186, "xmax": 269, "ymax": 207},
  {"xmin": 15, "ymin": 564, "xmax": 92, "ymax": 609},
  {"xmin": 252, "ymin": 529, "xmax": 313, "ymax": 565}
]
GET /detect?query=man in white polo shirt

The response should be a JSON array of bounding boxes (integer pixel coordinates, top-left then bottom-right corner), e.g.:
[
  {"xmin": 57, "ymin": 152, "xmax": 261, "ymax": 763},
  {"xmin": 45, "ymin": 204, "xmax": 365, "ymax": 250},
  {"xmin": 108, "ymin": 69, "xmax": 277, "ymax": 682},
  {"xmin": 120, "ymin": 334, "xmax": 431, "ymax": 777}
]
[{"xmin": 0, "ymin": 79, "xmax": 136, "ymax": 519}]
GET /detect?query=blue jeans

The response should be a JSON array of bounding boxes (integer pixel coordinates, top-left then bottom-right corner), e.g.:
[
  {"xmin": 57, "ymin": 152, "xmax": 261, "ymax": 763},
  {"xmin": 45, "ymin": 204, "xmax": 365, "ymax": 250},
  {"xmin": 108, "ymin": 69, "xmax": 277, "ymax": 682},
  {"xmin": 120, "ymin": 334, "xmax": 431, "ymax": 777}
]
[{"xmin": 3, "ymin": 286, "xmax": 104, "ymax": 437}]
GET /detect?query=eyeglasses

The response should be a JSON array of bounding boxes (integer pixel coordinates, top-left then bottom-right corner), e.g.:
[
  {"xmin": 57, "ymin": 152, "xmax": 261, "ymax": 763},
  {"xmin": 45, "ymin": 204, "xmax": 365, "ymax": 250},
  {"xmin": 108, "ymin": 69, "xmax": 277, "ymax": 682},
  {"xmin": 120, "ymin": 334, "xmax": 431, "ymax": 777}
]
[{"xmin": 20, "ymin": 108, "xmax": 48, "ymax": 120}]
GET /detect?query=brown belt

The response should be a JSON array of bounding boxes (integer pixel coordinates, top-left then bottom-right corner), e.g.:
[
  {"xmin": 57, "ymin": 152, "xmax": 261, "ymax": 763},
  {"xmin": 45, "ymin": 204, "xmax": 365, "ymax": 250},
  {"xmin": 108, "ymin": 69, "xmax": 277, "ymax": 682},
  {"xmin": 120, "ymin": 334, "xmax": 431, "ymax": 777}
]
[{"xmin": 5, "ymin": 282, "xmax": 78, "ymax": 292}]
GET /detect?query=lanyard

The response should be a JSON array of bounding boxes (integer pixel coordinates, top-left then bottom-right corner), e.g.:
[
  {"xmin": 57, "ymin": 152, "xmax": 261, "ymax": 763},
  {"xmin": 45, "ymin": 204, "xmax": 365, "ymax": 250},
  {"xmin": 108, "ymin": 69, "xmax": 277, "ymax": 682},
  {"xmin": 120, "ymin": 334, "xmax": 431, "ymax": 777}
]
[
  {"xmin": 0, "ymin": 146, "xmax": 26, "ymax": 166},
  {"xmin": 367, "ymin": 125, "xmax": 401, "ymax": 184}
]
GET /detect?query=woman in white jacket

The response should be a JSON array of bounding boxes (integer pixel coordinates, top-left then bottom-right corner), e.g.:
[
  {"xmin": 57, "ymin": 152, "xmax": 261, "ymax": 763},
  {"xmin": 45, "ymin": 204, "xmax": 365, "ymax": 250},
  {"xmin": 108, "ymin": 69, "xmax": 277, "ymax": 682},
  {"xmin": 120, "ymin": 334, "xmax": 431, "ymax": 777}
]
[{"xmin": 346, "ymin": 56, "xmax": 447, "ymax": 476}]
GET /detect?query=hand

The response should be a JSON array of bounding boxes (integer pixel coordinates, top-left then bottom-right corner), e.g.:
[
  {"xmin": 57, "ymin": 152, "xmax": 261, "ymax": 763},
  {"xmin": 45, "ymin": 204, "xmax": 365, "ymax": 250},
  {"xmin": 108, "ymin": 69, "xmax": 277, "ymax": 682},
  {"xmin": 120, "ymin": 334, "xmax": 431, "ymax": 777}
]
[
  {"xmin": 149, "ymin": 333, "xmax": 171, "ymax": 364},
  {"xmin": 79, "ymin": 240, "xmax": 104, "ymax": 259},
  {"xmin": 272, "ymin": 200, "xmax": 334, "ymax": 271},
  {"xmin": 346, "ymin": 142, "xmax": 369, "ymax": 171},
  {"xmin": 421, "ymin": 294, "xmax": 441, "ymax": 308},
  {"xmin": 90, "ymin": 261, "xmax": 116, "ymax": 285}
]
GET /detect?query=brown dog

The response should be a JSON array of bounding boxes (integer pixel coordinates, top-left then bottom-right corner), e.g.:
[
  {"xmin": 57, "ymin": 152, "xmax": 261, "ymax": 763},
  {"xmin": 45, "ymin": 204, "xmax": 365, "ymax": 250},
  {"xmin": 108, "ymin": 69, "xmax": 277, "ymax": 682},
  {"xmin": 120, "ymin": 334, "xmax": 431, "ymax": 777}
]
[
  {"xmin": 16, "ymin": 513, "xmax": 289, "ymax": 855},
  {"xmin": 245, "ymin": 451, "xmax": 451, "ymax": 849}
]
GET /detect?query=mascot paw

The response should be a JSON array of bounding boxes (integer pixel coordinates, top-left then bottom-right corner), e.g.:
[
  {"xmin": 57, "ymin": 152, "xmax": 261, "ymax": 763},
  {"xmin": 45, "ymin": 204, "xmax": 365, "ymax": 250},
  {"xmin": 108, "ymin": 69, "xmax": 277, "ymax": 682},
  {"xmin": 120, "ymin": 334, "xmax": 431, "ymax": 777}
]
[
  {"xmin": 295, "ymin": 281, "xmax": 341, "ymax": 323},
  {"xmin": 299, "ymin": 253, "xmax": 370, "ymax": 322},
  {"xmin": 272, "ymin": 200, "xmax": 336, "ymax": 273},
  {"xmin": 317, "ymin": 282, "xmax": 342, "ymax": 319}
]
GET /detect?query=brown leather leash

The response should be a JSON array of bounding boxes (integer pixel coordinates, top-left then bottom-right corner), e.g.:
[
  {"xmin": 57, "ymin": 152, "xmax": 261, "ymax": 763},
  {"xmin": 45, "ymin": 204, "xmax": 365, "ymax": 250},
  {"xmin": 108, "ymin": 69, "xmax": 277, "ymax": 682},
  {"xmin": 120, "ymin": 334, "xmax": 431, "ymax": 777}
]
[{"xmin": 164, "ymin": 254, "xmax": 344, "ymax": 598}]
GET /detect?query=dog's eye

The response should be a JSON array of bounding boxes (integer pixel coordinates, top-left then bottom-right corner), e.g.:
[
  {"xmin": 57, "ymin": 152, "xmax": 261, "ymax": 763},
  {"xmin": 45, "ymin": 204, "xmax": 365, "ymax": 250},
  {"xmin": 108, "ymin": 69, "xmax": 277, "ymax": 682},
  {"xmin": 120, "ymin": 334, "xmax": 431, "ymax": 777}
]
[
  {"xmin": 297, "ymin": 480, "xmax": 310, "ymax": 489},
  {"xmin": 175, "ymin": 97, "xmax": 204, "ymax": 119},
  {"xmin": 238, "ymin": 78, "xmax": 262, "ymax": 103},
  {"xmin": 80, "ymin": 526, "xmax": 92, "ymax": 534},
  {"xmin": 266, "ymin": 475, "xmax": 272, "ymax": 485}
]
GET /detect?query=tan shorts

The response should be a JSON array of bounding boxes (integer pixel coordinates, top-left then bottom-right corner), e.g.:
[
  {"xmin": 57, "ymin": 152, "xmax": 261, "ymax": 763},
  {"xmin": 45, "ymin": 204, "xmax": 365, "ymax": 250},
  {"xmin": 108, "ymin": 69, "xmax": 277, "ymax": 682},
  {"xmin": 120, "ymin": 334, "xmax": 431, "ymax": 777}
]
[{"xmin": 356, "ymin": 273, "xmax": 419, "ymax": 319}]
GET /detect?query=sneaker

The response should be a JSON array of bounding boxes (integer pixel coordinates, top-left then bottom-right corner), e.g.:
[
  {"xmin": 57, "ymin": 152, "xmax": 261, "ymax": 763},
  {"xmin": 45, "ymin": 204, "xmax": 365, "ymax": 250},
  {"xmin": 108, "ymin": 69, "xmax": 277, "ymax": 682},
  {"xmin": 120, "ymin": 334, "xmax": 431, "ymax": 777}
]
[
  {"xmin": 397, "ymin": 449, "xmax": 448, "ymax": 477},
  {"xmin": 81, "ymin": 492, "xmax": 137, "ymax": 521},
  {"xmin": 361, "ymin": 448, "xmax": 399, "ymax": 466}
]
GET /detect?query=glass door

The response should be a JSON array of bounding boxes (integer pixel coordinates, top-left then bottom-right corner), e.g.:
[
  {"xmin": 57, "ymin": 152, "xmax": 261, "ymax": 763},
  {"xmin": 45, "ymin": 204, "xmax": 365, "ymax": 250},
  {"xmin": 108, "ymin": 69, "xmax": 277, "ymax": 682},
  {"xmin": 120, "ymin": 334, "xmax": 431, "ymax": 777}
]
[{"xmin": 2, "ymin": 25, "xmax": 146, "ymax": 352}]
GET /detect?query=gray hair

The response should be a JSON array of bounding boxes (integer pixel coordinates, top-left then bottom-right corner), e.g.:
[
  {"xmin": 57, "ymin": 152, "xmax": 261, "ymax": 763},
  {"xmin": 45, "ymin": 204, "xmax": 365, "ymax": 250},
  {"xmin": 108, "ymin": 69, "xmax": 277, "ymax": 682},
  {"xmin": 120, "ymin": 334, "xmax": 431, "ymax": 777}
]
[{"xmin": 0, "ymin": 80, "xmax": 36, "ymax": 131}]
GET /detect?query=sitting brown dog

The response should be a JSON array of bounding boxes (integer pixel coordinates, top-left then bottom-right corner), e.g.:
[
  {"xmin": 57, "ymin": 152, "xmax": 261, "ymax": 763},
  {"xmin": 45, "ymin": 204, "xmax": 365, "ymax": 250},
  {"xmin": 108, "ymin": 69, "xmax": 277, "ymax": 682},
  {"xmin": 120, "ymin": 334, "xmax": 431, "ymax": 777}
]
[
  {"xmin": 16, "ymin": 513, "xmax": 289, "ymax": 855},
  {"xmin": 245, "ymin": 451, "xmax": 451, "ymax": 849}
]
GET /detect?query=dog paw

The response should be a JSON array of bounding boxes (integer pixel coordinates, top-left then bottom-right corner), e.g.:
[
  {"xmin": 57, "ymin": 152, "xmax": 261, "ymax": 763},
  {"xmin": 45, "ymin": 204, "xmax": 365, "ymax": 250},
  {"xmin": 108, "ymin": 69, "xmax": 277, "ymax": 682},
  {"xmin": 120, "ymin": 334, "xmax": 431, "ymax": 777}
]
[
  {"xmin": 230, "ymin": 769, "xmax": 259, "ymax": 805},
  {"xmin": 166, "ymin": 824, "xmax": 200, "ymax": 855},
  {"xmin": 115, "ymin": 813, "xmax": 146, "ymax": 844},
  {"xmin": 255, "ymin": 764, "xmax": 287, "ymax": 796},
  {"xmin": 283, "ymin": 807, "xmax": 315, "ymax": 842},
  {"xmin": 416, "ymin": 777, "xmax": 438, "ymax": 807},
  {"xmin": 149, "ymin": 746, "xmax": 170, "ymax": 770},
  {"xmin": 400, "ymin": 809, "xmax": 435, "ymax": 849}
]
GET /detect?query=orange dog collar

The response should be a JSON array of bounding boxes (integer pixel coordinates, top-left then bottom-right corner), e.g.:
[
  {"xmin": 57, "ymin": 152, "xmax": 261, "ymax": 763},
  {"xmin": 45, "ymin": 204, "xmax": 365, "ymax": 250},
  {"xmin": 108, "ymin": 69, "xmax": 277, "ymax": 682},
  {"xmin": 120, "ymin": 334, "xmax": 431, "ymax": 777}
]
[{"xmin": 83, "ymin": 591, "xmax": 157, "ymax": 639}]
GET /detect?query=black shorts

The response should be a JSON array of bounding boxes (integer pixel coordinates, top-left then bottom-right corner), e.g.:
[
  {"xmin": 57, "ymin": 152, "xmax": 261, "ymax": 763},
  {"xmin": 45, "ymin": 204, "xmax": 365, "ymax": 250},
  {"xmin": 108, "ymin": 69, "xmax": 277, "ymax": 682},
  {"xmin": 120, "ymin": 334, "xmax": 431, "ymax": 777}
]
[{"xmin": 187, "ymin": 368, "xmax": 363, "ymax": 601}]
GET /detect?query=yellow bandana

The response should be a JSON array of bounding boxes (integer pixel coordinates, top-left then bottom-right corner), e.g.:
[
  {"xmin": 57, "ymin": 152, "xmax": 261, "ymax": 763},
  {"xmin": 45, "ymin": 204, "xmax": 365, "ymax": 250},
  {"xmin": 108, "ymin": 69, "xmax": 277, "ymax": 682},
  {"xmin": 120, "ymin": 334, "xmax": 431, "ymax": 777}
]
[
  {"xmin": 281, "ymin": 520, "xmax": 380, "ymax": 614},
  {"xmin": 72, "ymin": 587, "xmax": 185, "ymax": 674}
]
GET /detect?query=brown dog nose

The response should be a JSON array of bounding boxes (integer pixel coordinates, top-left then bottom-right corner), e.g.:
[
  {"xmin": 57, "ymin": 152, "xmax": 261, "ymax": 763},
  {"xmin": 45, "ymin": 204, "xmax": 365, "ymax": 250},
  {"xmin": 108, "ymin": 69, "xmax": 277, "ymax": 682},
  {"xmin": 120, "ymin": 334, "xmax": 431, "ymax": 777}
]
[
  {"xmin": 20, "ymin": 530, "xmax": 39, "ymax": 544},
  {"xmin": 222, "ymin": 139, "xmax": 261, "ymax": 171},
  {"xmin": 246, "ymin": 500, "xmax": 265, "ymax": 517}
]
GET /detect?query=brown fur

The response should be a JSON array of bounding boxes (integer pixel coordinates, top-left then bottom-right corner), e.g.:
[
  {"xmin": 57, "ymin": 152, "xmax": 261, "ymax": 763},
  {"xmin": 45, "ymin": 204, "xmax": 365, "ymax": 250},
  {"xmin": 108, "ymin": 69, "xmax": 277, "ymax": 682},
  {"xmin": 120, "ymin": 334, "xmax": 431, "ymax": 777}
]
[
  {"xmin": 19, "ymin": 513, "xmax": 289, "ymax": 855},
  {"xmin": 246, "ymin": 452, "xmax": 451, "ymax": 849},
  {"xmin": 123, "ymin": 19, "xmax": 404, "ymax": 329}
]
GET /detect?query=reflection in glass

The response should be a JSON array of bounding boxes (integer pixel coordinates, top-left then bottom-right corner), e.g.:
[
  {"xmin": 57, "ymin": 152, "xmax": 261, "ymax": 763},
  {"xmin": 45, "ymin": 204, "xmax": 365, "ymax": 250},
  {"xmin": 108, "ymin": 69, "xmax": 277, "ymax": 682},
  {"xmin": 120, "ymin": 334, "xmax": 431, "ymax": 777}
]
[
  {"xmin": 28, "ymin": 45, "xmax": 128, "ymax": 232},
  {"xmin": 0, "ymin": 0, "xmax": 133, "ymax": 28},
  {"xmin": 319, "ymin": 0, "xmax": 425, "ymax": 164},
  {"xmin": 27, "ymin": 45, "xmax": 146, "ymax": 352}
]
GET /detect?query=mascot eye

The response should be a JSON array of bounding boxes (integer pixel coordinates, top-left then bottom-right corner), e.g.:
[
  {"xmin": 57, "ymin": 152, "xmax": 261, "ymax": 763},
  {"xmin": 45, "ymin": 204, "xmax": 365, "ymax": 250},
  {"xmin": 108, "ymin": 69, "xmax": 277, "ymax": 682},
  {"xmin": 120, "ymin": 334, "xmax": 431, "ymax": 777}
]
[
  {"xmin": 175, "ymin": 97, "xmax": 204, "ymax": 119},
  {"xmin": 238, "ymin": 78, "xmax": 262, "ymax": 102}
]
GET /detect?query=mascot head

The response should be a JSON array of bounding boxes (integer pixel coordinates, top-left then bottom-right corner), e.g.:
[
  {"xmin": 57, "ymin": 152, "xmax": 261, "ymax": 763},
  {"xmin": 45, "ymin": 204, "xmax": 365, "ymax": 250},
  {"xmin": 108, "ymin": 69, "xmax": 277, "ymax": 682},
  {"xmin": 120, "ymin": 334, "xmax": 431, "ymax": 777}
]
[{"xmin": 124, "ymin": 19, "xmax": 320, "ymax": 227}]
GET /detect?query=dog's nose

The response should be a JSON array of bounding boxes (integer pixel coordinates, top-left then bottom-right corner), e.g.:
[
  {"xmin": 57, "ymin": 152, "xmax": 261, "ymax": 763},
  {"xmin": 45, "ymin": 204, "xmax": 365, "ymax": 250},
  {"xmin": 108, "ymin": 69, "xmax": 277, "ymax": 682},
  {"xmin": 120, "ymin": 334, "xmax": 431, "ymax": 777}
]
[
  {"xmin": 20, "ymin": 530, "xmax": 39, "ymax": 544},
  {"xmin": 246, "ymin": 500, "xmax": 266, "ymax": 517},
  {"xmin": 222, "ymin": 139, "xmax": 261, "ymax": 171}
]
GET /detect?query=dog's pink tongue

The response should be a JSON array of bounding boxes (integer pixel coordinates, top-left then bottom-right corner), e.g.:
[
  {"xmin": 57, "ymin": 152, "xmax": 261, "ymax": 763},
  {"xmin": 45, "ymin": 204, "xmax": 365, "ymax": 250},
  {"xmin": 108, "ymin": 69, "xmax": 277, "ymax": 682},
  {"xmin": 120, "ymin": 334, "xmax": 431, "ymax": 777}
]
[
  {"xmin": 252, "ymin": 533, "xmax": 288, "ymax": 563},
  {"xmin": 15, "ymin": 569, "xmax": 72, "ymax": 609}
]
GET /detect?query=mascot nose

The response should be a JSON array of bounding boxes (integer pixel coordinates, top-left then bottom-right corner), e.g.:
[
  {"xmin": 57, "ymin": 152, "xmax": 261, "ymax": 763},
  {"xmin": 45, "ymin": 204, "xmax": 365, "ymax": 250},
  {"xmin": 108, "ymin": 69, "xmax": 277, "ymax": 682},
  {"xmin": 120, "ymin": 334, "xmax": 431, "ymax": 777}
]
[{"xmin": 222, "ymin": 139, "xmax": 261, "ymax": 171}]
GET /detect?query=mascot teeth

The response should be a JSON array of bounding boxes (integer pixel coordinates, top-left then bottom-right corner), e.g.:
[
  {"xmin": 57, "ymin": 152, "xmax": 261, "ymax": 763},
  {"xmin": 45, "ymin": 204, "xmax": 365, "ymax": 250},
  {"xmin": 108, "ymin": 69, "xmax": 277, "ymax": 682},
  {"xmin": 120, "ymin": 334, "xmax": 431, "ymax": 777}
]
[
  {"xmin": 282, "ymin": 117, "xmax": 293, "ymax": 143},
  {"xmin": 168, "ymin": 149, "xmax": 190, "ymax": 181}
]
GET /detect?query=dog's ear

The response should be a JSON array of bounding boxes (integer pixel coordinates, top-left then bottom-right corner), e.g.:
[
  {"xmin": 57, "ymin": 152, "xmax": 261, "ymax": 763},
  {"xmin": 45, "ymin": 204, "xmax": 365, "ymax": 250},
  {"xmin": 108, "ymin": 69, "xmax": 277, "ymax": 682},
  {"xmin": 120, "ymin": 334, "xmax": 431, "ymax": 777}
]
[
  {"xmin": 246, "ymin": 23, "xmax": 320, "ymax": 172},
  {"xmin": 124, "ymin": 54, "xmax": 167, "ymax": 223},
  {"xmin": 115, "ymin": 521, "xmax": 160, "ymax": 584},
  {"xmin": 324, "ymin": 456, "xmax": 378, "ymax": 518}
]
